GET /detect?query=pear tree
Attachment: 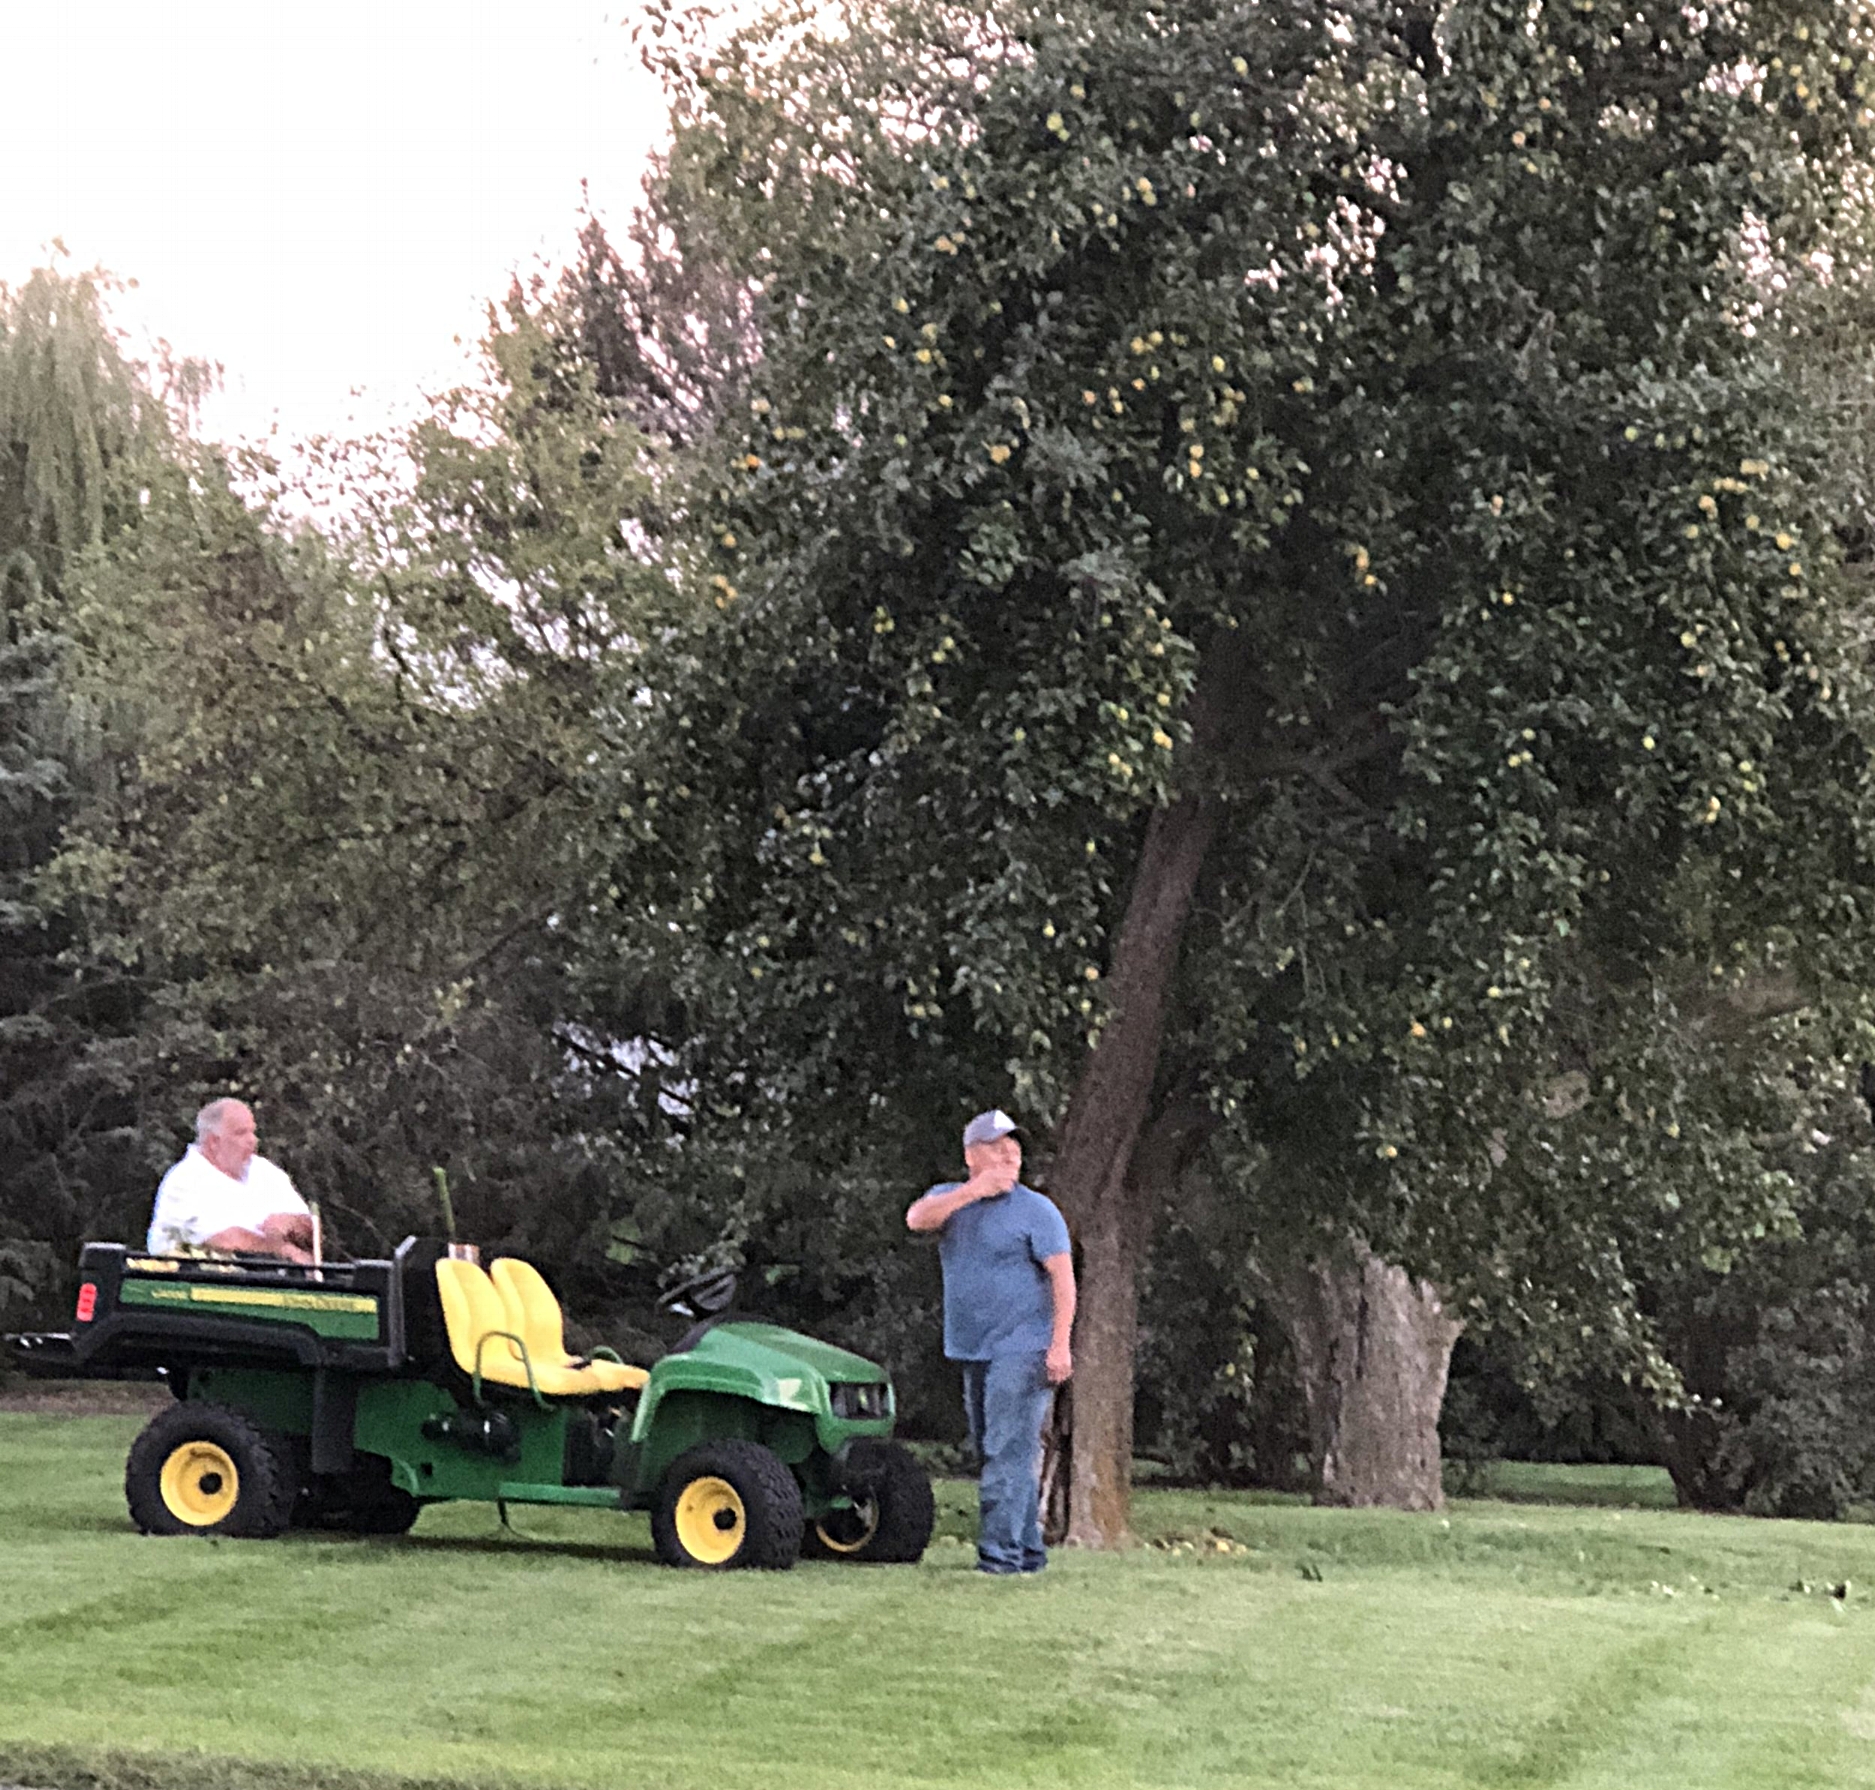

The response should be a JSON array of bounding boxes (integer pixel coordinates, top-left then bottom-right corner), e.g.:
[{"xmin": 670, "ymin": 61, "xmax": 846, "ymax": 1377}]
[{"xmin": 603, "ymin": 0, "xmax": 1875, "ymax": 1531}]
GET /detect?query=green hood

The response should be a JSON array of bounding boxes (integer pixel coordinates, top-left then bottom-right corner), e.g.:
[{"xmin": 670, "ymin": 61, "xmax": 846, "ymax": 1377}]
[
  {"xmin": 692, "ymin": 1321, "xmax": 883, "ymax": 1385},
  {"xmin": 629, "ymin": 1318, "xmax": 889, "ymax": 1445}
]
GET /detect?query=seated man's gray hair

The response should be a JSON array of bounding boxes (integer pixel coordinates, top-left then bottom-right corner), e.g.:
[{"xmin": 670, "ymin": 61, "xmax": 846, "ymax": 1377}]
[{"xmin": 196, "ymin": 1098, "xmax": 240, "ymax": 1143}]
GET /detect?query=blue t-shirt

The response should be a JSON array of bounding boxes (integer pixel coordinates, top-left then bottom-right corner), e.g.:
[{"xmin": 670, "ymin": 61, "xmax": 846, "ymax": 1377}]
[{"xmin": 929, "ymin": 1181, "xmax": 1072, "ymax": 1361}]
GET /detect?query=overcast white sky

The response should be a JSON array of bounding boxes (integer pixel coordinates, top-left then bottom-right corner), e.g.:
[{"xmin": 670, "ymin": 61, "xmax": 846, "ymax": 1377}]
[{"xmin": 2, "ymin": 1, "xmax": 665, "ymax": 446}]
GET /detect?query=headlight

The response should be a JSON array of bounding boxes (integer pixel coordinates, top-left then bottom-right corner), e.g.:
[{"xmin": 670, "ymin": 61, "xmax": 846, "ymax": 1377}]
[{"xmin": 829, "ymin": 1381, "xmax": 889, "ymax": 1419}]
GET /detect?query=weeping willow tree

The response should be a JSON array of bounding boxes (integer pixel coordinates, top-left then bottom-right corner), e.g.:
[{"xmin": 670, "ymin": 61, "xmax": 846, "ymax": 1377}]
[{"xmin": 0, "ymin": 263, "xmax": 196, "ymax": 1323}]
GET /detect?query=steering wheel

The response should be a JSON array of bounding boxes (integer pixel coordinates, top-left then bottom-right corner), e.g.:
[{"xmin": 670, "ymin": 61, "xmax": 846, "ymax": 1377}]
[{"xmin": 656, "ymin": 1266, "xmax": 740, "ymax": 1320}]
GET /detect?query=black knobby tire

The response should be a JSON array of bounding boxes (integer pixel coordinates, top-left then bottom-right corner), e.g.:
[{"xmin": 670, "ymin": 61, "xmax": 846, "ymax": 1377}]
[
  {"xmin": 803, "ymin": 1440, "xmax": 936, "ymax": 1564},
  {"xmin": 300, "ymin": 1457, "xmax": 423, "ymax": 1536},
  {"xmin": 125, "ymin": 1401, "xmax": 298, "ymax": 1539},
  {"xmin": 343, "ymin": 1482, "xmax": 423, "ymax": 1535},
  {"xmin": 651, "ymin": 1439, "xmax": 803, "ymax": 1570}
]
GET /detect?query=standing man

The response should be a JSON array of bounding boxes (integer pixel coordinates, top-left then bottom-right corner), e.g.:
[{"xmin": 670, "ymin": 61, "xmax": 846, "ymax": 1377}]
[
  {"xmin": 907, "ymin": 1108, "xmax": 1075, "ymax": 1575},
  {"xmin": 147, "ymin": 1098, "xmax": 314, "ymax": 1262}
]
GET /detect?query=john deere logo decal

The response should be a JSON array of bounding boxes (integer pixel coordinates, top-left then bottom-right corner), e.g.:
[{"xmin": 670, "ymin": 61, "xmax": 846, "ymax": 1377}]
[{"xmin": 120, "ymin": 1279, "xmax": 380, "ymax": 1338}]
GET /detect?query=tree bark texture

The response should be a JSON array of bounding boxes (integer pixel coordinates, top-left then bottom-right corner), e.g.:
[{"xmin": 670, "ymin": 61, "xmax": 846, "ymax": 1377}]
[
  {"xmin": 1259, "ymin": 1238, "xmax": 1462, "ymax": 1510},
  {"xmin": 1047, "ymin": 791, "xmax": 1219, "ymax": 1547}
]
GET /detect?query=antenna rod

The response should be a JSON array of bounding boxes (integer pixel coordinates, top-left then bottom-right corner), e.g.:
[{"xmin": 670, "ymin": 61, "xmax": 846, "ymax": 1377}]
[{"xmin": 432, "ymin": 1166, "xmax": 457, "ymax": 1241}]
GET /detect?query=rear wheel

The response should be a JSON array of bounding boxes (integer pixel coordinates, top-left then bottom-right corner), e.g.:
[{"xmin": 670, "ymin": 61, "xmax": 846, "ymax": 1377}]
[
  {"xmin": 803, "ymin": 1440, "xmax": 935, "ymax": 1564},
  {"xmin": 126, "ymin": 1401, "xmax": 297, "ymax": 1539},
  {"xmin": 652, "ymin": 1440, "xmax": 802, "ymax": 1569}
]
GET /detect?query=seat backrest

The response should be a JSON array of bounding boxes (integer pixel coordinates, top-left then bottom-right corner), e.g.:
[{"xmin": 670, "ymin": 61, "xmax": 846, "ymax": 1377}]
[
  {"xmin": 435, "ymin": 1258, "xmax": 522, "ymax": 1378},
  {"xmin": 490, "ymin": 1257, "xmax": 567, "ymax": 1364}
]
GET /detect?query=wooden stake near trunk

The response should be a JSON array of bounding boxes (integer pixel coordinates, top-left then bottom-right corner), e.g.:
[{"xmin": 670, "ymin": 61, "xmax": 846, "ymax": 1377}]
[{"xmin": 1040, "ymin": 1381, "xmax": 1071, "ymax": 1546}]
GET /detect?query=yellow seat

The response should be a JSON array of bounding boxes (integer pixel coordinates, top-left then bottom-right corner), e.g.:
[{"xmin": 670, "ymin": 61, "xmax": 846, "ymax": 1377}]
[
  {"xmin": 434, "ymin": 1258, "xmax": 620, "ymax": 1398},
  {"xmin": 491, "ymin": 1257, "xmax": 647, "ymax": 1394}
]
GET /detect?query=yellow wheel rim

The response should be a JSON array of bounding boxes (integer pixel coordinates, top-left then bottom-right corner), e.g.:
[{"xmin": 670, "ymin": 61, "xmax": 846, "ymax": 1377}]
[
  {"xmin": 159, "ymin": 1441, "xmax": 240, "ymax": 1527},
  {"xmin": 673, "ymin": 1474, "xmax": 745, "ymax": 1564},
  {"xmin": 814, "ymin": 1497, "xmax": 879, "ymax": 1557}
]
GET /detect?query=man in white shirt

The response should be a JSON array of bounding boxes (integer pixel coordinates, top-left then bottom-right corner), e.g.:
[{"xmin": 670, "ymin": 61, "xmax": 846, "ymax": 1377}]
[{"xmin": 146, "ymin": 1098, "xmax": 314, "ymax": 1262}]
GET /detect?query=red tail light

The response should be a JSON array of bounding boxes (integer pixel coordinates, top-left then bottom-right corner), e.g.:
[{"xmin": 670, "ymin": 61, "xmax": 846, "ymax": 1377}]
[{"xmin": 75, "ymin": 1283, "xmax": 97, "ymax": 1322}]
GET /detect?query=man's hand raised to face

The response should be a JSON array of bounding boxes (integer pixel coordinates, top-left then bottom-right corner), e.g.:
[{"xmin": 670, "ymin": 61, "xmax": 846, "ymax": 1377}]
[
  {"xmin": 963, "ymin": 1161, "xmax": 1016, "ymax": 1201},
  {"xmin": 904, "ymin": 1131, "xmax": 1022, "ymax": 1233},
  {"xmin": 968, "ymin": 1136, "xmax": 1022, "ymax": 1197}
]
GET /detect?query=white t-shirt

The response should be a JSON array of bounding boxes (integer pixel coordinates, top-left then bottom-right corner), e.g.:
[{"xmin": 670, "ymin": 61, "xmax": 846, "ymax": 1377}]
[{"xmin": 146, "ymin": 1145, "xmax": 310, "ymax": 1254}]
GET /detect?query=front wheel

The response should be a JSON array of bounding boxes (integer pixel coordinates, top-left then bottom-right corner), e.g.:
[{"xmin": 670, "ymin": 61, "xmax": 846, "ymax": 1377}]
[
  {"xmin": 652, "ymin": 1440, "xmax": 803, "ymax": 1569},
  {"xmin": 803, "ymin": 1440, "xmax": 935, "ymax": 1564},
  {"xmin": 125, "ymin": 1401, "xmax": 297, "ymax": 1539}
]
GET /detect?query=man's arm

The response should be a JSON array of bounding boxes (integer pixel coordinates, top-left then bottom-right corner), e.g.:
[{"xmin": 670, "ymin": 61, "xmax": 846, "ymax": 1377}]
[
  {"xmin": 906, "ymin": 1170, "xmax": 1004, "ymax": 1233},
  {"xmin": 1043, "ymin": 1251, "xmax": 1075, "ymax": 1384},
  {"xmin": 203, "ymin": 1224, "xmax": 312, "ymax": 1263},
  {"xmin": 260, "ymin": 1211, "xmax": 314, "ymax": 1249}
]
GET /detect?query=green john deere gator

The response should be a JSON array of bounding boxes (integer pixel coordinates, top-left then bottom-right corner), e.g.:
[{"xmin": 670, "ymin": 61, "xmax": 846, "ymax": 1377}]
[{"xmin": 5, "ymin": 1239, "xmax": 935, "ymax": 1569}]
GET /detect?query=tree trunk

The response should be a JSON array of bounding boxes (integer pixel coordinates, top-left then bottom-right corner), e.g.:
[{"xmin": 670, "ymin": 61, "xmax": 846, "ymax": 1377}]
[
  {"xmin": 1060, "ymin": 1173, "xmax": 1150, "ymax": 1545},
  {"xmin": 1652, "ymin": 1402, "xmax": 1750, "ymax": 1513},
  {"xmin": 1641, "ymin": 1302, "xmax": 1753, "ymax": 1513},
  {"xmin": 1259, "ymin": 1237, "xmax": 1461, "ymax": 1510},
  {"xmin": 1046, "ymin": 792, "xmax": 1219, "ymax": 1547}
]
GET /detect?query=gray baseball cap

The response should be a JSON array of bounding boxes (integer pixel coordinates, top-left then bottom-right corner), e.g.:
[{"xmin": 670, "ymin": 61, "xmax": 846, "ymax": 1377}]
[{"xmin": 963, "ymin": 1108, "xmax": 1020, "ymax": 1148}]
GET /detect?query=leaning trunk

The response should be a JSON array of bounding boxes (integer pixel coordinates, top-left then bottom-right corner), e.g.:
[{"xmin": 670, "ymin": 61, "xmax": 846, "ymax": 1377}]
[
  {"xmin": 1259, "ymin": 1237, "xmax": 1461, "ymax": 1510},
  {"xmin": 1652, "ymin": 1401, "xmax": 1751, "ymax": 1513},
  {"xmin": 1642, "ymin": 1301, "xmax": 1753, "ymax": 1512},
  {"xmin": 1047, "ymin": 791, "xmax": 1219, "ymax": 1547}
]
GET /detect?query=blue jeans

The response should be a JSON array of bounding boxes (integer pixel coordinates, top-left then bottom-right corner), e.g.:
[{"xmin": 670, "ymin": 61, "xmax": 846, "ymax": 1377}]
[{"xmin": 961, "ymin": 1352, "xmax": 1054, "ymax": 1573}]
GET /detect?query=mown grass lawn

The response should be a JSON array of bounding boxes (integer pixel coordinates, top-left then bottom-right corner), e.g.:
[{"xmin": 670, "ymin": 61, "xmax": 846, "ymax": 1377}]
[{"xmin": 6, "ymin": 1415, "xmax": 1875, "ymax": 1790}]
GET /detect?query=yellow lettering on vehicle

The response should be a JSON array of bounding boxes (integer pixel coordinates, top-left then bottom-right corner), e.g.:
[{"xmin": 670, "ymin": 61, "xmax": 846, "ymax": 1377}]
[{"xmin": 139, "ymin": 1284, "xmax": 376, "ymax": 1315}]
